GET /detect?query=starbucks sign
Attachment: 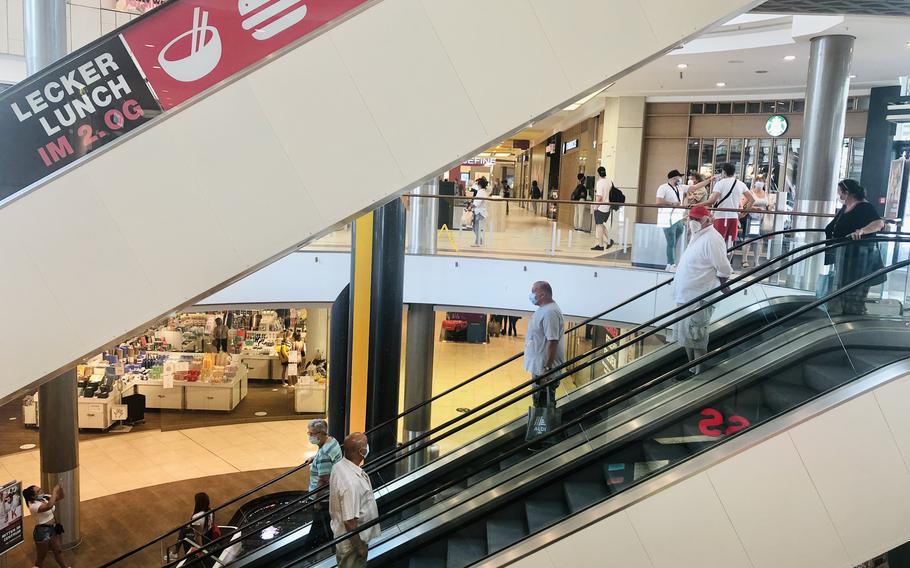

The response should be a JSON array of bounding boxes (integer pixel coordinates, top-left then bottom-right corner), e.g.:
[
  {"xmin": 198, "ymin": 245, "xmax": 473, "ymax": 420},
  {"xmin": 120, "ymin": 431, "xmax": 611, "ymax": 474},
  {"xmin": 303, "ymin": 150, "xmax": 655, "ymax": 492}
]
[{"xmin": 765, "ymin": 114, "xmax": 789, "ymax": 137}]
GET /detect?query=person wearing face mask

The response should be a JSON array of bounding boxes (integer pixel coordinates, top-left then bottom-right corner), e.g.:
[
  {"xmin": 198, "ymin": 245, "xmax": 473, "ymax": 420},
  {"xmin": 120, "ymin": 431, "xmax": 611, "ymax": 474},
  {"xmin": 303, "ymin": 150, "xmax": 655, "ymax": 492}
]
[
  {"xmin": 303, "ymin": 419, "xmax": 341, "ymax": 549},
  {"xmin": 329, "ymin": 432, "xmax": 379, "ymax": 568},
  {"xmin": 672, "ymin": 205, "xmax": 733, "ymax": 379},
  {"xmin": 523, "ymin": 281, "xmax": 566, "ymax": 412},
  {"xmin": 23, "ymin": 484, "xmax": 70, "ymax": 568}
]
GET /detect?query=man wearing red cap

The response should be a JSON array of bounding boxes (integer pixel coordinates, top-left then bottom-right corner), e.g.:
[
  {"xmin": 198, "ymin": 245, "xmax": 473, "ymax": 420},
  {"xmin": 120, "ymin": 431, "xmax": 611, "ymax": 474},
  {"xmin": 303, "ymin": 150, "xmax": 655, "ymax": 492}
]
[{"xmin": 673, "ymin": 204, "xmax": 733, "ymax": 378}]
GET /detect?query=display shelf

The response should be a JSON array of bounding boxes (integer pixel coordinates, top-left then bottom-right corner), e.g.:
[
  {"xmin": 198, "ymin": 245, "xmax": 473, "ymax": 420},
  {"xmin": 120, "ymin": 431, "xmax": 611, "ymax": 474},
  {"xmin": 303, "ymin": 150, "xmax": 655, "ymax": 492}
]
[
  {"xmin": 127, "ymin": 366, "xmax": 248, "ymax": 412},
  {"xmin": 24, "ymin": 386, "xmax": 127, "ymax": 431}
]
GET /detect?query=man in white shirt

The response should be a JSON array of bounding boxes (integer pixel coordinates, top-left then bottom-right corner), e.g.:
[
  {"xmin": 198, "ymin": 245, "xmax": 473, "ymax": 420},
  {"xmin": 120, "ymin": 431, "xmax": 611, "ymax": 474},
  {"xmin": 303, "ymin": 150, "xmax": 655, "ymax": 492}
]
[
  {"xmin": 590, "ymin": 166, "xmax": 613, "ymax": 251},
  {"xmin": 524, "ymin": 281, "xmax": 565, "ymax": 406},
  {"xmin": 708, "ymin": 162, "xmax": 754, "ymax": 248},
  {"xmin": 329, "ymin": 432, "xmax": 379, "ymax": 568},
  {"xmin": 656, "ymin": 169, "xmax": 686, "ymax": 270},
  {"xmin": 673, "ymin": 204, "xmax": 733, "ymax": 378}
]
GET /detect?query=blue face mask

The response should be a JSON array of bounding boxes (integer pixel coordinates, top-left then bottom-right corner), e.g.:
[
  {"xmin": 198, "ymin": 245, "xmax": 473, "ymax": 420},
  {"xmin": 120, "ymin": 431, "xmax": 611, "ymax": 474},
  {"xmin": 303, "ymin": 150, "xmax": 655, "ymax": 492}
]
[{"xmin": 529, "ymin": 293, "xmax": 538, "ymax": 306}]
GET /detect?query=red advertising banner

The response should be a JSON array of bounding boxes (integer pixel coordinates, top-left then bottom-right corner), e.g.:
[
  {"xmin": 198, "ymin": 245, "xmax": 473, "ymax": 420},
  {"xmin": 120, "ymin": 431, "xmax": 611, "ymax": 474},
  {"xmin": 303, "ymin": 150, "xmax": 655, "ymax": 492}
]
[{"xmin": 121, "ymin": 0, "xmax": 368, "ymax": 109}]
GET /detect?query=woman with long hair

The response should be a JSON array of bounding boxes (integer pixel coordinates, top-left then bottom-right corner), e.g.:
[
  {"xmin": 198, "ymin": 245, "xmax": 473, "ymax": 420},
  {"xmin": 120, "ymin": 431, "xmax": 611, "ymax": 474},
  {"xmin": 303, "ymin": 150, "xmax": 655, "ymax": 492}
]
[{"xmin": 23, "ymin": 484, "xmax": 69, "ymax": 568}]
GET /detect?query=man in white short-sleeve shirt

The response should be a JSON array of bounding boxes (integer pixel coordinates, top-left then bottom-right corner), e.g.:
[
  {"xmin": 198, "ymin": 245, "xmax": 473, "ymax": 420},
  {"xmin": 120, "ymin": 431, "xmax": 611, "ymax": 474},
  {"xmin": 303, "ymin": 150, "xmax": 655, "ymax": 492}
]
[
  {"xmin": 524, "ymin": 281, "xmax": 565, "ymax": 409},
  {"xmin": 591, "ymin": 167, "xmax": 614, "ymax": 251},
  {"xmin": 329, "ymin": 432, "xmax": 379, "ymax": 568},
  {"xmin": 708, "ymin": 162, "xmax": 753, "ymax": 247},
  {"xmin": 656, "ymin": 169, "xmax": 686, "ymax": 269}
]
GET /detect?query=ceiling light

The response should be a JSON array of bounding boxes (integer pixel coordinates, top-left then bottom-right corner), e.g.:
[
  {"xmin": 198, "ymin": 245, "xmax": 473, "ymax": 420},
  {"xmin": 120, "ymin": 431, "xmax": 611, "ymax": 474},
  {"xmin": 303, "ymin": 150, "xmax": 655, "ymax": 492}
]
[
  {"xmin": 728, "ymin": 60, "xmax": 744, "ymax": 64},
  {"xmin": 783, "ymin": 55, "xmax": 796, "ymax": 61},
  {"xmin": 755, "ymin": 70, "xmax": 768, "ymax": 74},
  {"xmin": 677, "ymin": 63, "xmax": 688, "ymax": 69},
  {"xmin": 849, "ymin": 74, "xmax": 857, "ymax": 79},
  {"xmin": 716, "ymin": 82, "xmax": 726, "ymax": 87}
]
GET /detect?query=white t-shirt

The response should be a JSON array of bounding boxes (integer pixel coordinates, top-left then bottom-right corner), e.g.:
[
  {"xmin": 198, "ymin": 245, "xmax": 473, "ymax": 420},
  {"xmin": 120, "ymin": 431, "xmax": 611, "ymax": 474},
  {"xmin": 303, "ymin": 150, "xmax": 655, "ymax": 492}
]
[
  {"xmin": 329, "ymin": 458, "xmax": 380, "ymax": 543},
  {"xmin": 28, "ymin": 497, "xmax": 55, "ymax": 525},
  {"xmin": 523, "ymin": 302, "xmax": 566, "ymax": 376},
  {"xmin": 190, "ymin": 511, "xmax": 213, "ymax": 535},
  {"xmin": 472, "ymin": 188, "xmax": 489, "ymax": 218},
  {"xmin": 712, "ymin": 177, "xmax": 746, "ymax": 220},
  {"xmin": 656, "ymin": 182, "xmax": 683, "ymax": 227},
  {"xmin": 594, "ymin": 177, "xmax": 612, "ymax": 213},
  {"xmin": 673, "ymin": 225, "xmax": 734, "ymax": 304}
]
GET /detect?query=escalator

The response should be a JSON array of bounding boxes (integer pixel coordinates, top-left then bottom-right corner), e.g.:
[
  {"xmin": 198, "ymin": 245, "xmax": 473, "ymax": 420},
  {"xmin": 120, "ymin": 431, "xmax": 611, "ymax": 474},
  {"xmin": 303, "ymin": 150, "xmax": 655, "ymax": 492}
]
[
  {"xmin": 0, "ymin": 0, "xmax": 758, "ymax": 402},
  {"xmin": 124, "ymin": 236, "xmax": 910, "ymax": 568}
]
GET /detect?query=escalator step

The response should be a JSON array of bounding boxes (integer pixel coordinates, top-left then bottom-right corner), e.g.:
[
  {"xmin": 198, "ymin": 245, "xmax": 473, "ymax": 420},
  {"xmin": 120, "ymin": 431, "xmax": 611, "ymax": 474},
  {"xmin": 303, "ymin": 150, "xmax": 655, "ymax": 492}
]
[
  {"xmin": 486, "ymin": 517, "xmax": 529, "ymax": 555},
  {"xmin": 849, "ymin": 351, "xmax": 906, "ymax": 373},
  {"xmin": 445, "ymin": 535, "xmax": 487, "ymax": 568},
  {"xmin": 499, "ymin": 451, "xmax": 529, "ymax": 472},
  {"xmin": 407, "ymin": 541, "xmax": 448, "ymax": 568},
  {"xmin": 563, "ymin": 479, "xmax": 608, "ymax": 513},
  {"xmin": 762, "ymin": 382, "xmax": 816, "ymax": 413},
  {"xmin": 524, "ymin": 484, "xmax": 570, "ymax": 534},
  {"xmin": 467, "ymin": 465, "xmax": 501, "ymax": 487},
  {"xmin": 802, "ymin": 362, "xmax": 854, "ymax": 392}
]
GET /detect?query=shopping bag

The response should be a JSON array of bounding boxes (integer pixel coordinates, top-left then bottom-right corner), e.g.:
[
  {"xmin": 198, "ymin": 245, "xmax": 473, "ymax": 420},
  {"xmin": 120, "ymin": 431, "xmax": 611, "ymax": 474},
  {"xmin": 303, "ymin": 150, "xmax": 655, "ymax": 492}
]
[
  {"xmin": 525, "ymin": 404, "xmax": 561, "ymax": 442},
  {"xmin": 288, "ymin": 350, "xmax": 300, "ymax": 364},
  {"xmin": 816, "ymin": 271, "xmax": 834, "ymax": 300}
]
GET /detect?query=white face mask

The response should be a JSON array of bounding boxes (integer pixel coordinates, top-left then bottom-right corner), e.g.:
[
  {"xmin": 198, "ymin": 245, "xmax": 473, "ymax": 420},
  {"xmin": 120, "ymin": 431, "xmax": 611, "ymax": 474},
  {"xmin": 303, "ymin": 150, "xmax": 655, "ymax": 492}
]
[
  {"xmin": 308, "ymin": 435, "xmax": 319, "ymax": 445},
  {"xmin": 360, "ymin": 444, "xmax": 370, "ymax": 460},
  {"xmin": 689, "ymin": 220, "xmax": 704, "ymax": 234}
]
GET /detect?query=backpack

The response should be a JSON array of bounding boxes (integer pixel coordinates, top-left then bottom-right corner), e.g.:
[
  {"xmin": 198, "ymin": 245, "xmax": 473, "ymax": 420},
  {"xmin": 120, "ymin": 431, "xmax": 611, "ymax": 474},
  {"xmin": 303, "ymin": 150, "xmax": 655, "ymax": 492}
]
[{"xmin": 608, "ymin": 184, "xmax": 625, "ymax": 211}]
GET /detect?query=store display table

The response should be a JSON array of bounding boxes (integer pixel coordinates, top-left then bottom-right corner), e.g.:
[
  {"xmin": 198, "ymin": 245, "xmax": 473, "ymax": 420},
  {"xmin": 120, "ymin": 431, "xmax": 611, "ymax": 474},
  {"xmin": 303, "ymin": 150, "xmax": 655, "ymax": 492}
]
[
  {"xmin": 241, "ymin": 353, "xmax": 281, "ymax": 380},
  {"xmin": 24, "ymin": 387, "xmax": 127, "ymax": 431},
  {"xmin": 129, "ymin": 367, "xmax": 248, "ymax": 411},
  {"xmin": 294, "ymin": 379, "xmax": 326, "ymax": 413}
]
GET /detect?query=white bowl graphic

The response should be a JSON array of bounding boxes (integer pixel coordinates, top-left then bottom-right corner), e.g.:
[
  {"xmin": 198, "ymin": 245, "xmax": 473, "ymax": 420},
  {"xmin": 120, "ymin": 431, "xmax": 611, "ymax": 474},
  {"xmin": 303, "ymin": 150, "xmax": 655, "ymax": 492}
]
[{"xmin": 158, "ymin": 7, "xmax": 222, "ymax": 82}]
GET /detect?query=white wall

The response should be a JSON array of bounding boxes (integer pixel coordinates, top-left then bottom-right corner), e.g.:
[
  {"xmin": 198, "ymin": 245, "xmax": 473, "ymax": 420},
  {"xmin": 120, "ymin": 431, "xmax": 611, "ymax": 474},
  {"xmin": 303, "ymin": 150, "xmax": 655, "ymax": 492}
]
[
  {"xmin": 0, "ymin": 0, "xmax": 759, "ymax": 402},
  {"xmin": 507, "ymin": 372, "xmax": 910, "ymax": 568},
  {"xmin": 196, "ymin": 252, "xmax": 809, "ymax": 327}
]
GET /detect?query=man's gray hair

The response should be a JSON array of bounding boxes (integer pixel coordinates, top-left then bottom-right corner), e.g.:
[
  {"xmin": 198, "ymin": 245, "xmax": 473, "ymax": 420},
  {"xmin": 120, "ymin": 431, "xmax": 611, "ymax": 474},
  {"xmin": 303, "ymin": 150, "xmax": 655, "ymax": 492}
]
[{"xmin": 309, "ymin": 418, "xmax": 328, "ymax": 434}]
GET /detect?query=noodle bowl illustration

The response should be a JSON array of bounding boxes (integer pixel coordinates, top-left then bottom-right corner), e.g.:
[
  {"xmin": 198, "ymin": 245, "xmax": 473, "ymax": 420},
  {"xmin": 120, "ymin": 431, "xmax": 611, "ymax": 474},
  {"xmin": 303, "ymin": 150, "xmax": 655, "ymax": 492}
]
[{"xmin": 158, "ymin": 7, "xmax": 222, "ymax": 82}]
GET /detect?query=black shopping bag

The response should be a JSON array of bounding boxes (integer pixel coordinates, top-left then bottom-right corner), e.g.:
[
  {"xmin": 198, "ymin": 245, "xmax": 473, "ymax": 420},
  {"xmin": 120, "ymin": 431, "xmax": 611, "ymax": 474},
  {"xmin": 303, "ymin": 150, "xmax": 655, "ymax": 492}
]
[{"xmin": 526, "ymin": 404, "xmax": 561, "ymax": 442}]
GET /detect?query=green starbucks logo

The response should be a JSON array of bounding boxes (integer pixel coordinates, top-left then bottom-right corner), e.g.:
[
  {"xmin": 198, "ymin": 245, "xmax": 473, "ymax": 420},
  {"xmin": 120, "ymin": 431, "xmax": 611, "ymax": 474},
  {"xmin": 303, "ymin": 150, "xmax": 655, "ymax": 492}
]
[{"xmin": 765, "ymin": 114, "xmax": 788, "ymax": 137}]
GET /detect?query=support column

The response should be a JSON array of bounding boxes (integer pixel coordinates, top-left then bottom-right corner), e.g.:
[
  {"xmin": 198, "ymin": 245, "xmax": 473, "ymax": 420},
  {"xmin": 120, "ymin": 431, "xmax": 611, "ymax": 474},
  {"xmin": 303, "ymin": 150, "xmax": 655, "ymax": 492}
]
[
  {"xmin": 328, "ymin": 285, "xmax": 350, "ymax": 440},
  {"xmin": 365, "ymin": 199, "xmax": 406, "ymax": 458},
  {"xmin": 408, "ymin": 180, "xmax": 439, "ymax": 255},
  {"xmin": 38, "ymin": 370, "xmax": 81, "ymax": 550},
  {"xmin": 25, "ymin": 0, "xmax": 80, "ymax": 551},
  {"xmin": 797, "ymin": 35, "xmax": 856, "ymax": 225}
]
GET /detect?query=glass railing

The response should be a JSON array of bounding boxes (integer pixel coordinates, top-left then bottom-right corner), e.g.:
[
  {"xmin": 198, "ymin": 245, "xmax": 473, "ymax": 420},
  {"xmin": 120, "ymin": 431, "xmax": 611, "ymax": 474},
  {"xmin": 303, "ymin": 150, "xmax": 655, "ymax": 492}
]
[
  {"xmin": 119, "ymin": 235, "xmax": 909, "ymax": 568},
  {"xmin": 264, "ymin": 235, "xmax": 910, "ymax": 567}
]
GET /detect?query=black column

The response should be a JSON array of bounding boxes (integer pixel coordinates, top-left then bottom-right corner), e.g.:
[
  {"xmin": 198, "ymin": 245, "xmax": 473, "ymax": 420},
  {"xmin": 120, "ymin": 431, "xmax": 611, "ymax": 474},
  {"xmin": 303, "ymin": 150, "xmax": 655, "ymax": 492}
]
[
  {"xmin": 328, "ymin": 284, "xmax": 351, "ymax": 440},
  {"xmin": 366, "ymin": 199, "xmax": 406, "ymax": 458},
  {"xmin": 861, "ymin": 85, "xmax": 901, "ymax": 214}
]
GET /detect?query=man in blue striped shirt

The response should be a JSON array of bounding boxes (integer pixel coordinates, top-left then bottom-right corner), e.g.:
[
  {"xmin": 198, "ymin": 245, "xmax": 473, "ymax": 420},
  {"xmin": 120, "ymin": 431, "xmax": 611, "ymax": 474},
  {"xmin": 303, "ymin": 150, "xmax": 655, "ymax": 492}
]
[{"xmin": 304, "ymin": 418, "xmax": 342, "ymax": 548}]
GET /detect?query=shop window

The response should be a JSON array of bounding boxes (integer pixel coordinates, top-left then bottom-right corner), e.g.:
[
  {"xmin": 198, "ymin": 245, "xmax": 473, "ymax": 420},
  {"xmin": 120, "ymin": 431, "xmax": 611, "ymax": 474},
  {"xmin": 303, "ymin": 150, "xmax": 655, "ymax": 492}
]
[
  {"xmin": 792, "ymin": 100, "xmax": 805, "ymax": 113},
  {"xmin": 714, "ymin": 138, "xmax": 728, "ymax": 167},
  {"xmin": 732, "ymin": 102, "xmax": 746, "ymax": 114},
  {"xmin": 686, "ymin": 139, "xmax": 701, "ymax": 176},
  {"xmin": 846, "ymin": 97, "xmax": 856, "ymax": 111},
  {"xmin": 857, "ymin": 97, "xmax": 870, "ymax": 111},
  {"xmin": 761, "ymin": 101, "xmax": 775, "ymax": 114},
  {"xmin": 690, "ymin": 103, "xmax": 704, "ymax": 114},
  {"xmin": 700, "ymin": 139, "xmax": 715, "ymax": 177},
  {"xmin": 704, "ymin": 103, "xmax": 718, "ymax": 114},
  {"xmin": 757, "ymin": 138, "xmax": 773, "ymax": 182},
  {"xmin": 743, "ymin": 139, "xmax": 758, "ymax": 186},
  {"xmin": 718, "ymin": 102, "xmax": 732, "ymax": 114},
  {"xmin": 839, "ymin": 138, "xmax": 851, "ymax": 180},
  {"xmin": 770, "ymin": 138, "xmax": 787, "ymax": 193},
  {"xmin": 848, "ymin": 138, "xmax": 865, "ymax": 180},
  {"xmin": 785, "ymin": 139, "xmax": 801, "ymax": 198},
  {"xmin": 747, "ymin": 102, "xmax": 761, "ymax": 114},
  {"xmin": 729, "ymin": 139, "xmax": 744, "ymax": 178},
  {"xmin": 776, "ymin": 100, "xmax": 792, "ymax": 113}
]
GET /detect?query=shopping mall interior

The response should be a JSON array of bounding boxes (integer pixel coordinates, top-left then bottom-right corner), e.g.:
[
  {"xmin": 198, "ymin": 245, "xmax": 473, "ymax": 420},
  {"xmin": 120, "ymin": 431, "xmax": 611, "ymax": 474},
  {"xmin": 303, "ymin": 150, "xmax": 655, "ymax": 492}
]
[{"xmin": 2, "ymin": 0, "xmax": 910, "ymax": 567}]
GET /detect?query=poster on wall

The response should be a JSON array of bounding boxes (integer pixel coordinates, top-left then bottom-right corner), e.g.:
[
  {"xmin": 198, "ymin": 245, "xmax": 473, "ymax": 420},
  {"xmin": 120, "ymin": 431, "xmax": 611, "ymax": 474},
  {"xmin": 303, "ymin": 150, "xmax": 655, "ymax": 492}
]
[
  {"xmin": 885, "ymin": 157, "xmax": 906, "ymax": 221},
  {"xmin": 0, "ymin": 0, "xmax": 371, "ymax": 203},
  {"xmin": 0, "ymin": 480, "xmax": 24, "ymax": 555}
]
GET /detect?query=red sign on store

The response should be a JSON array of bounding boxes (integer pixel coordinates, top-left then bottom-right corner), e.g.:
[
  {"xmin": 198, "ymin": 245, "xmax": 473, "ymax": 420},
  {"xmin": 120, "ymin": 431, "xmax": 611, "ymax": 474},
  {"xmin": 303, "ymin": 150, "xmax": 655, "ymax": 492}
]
[{"xmin": 121, "ymin": 0, "xmax": 368, "ymax": 109}]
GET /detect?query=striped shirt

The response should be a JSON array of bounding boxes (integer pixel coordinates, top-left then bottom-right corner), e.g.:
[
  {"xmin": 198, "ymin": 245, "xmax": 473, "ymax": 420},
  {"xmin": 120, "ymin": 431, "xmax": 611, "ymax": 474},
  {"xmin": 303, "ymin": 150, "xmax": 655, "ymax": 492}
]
[{"xmin": 309, "ymin": 437, "xmax": 342, "ymax": 492}]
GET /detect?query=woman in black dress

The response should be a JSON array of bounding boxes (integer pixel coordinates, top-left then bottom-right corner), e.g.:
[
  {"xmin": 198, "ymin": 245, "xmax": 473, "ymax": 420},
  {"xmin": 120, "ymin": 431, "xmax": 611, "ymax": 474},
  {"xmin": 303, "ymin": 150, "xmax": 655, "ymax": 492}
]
[{"xmin": 824, "ymin": 179, "xmax": 886, "ymax": 314}]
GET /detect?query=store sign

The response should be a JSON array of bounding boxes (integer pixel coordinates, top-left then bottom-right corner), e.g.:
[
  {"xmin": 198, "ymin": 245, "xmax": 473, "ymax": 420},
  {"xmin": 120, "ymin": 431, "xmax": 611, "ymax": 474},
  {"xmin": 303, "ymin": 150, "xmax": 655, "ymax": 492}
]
[
  {"xmin": 765, "ymin": 114, "xmax": 788, "ymax": 137},
  {"xmin": 563, "ymin": 138, "xmax": 578, "ymax": 153},
  {"xmin": 463, "ymin": 157, "xmax": 496, "ymax": 167},
  {"xmin": 116, "ymin": 0, "xmax": 168, "ymax": 13},
  {"xmin": 698, "ymin": 407, "xmax": 750, "ymax": 437},
  {"xmin": 0, "ymin": 481, "xmax": 24, "ymax": 555},
  {"xmin": 0, "ymin": 0, "xmax": 370, "ymax": 203}
]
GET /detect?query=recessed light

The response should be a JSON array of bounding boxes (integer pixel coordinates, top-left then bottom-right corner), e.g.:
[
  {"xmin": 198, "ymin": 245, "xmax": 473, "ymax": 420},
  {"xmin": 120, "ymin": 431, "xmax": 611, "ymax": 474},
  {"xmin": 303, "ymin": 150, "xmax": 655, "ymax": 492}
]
[
  {"xmin": 716, "ymin": 82, "xmax": 726, "ymax": 87},
  {"xmin": 755, "ymin": 70, "xmax": 768, "ymax": 74},
  {"xmin": 728, "ymin": 60, "xmax": 744, "ymax": 64},
  {"xmin": 849, "ymin": 74, "xmax": 857, "ymax": 79},
  {"xmin": 783, "ymin": 55, "xmax": 797, "ymax": 61},
  {"xmin": 677, "ymin": 63, "xmax": 688, "ymax": 69}
]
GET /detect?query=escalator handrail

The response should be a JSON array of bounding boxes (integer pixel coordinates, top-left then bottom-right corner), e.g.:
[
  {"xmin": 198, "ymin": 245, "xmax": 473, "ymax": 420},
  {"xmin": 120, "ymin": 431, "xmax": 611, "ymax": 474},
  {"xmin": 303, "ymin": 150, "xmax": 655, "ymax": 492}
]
[
  {"xmin": 171, "ymin": 235, "xmax": 909, "ymax": 568},
  {"xmin": 274, "ymin": 241, "xmax": 910, "ymax": 568},
  {"xmin": 98, "ymin": 228, "xmax": 834, "ymax": 566}
]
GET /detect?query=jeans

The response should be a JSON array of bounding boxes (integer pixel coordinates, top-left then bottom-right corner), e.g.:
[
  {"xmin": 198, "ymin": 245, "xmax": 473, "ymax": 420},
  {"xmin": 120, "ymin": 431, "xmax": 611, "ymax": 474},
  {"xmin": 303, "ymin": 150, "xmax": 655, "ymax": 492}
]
[
  {"xmin": 473, "ymin": 214, "xmax": 485, "ymax": 245},
  {"xmin": 663, "ymin": 220, "xmax": 684, "ymax": 265}
]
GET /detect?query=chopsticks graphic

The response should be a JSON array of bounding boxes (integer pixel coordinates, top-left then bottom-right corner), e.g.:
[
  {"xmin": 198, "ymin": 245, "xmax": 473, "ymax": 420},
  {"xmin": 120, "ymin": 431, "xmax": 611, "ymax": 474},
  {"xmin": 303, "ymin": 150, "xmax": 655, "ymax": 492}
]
[{"xmin": 190, "ymin": 6, "xmax": 208, "ymax": 55}]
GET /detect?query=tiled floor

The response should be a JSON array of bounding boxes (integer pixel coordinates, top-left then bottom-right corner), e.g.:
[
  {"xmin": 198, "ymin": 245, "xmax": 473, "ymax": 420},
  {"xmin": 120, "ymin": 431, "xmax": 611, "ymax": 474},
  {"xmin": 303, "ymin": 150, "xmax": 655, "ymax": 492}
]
[{"xmin": 2, "ymin": 420, "xmax": 315, "ymax": 502}]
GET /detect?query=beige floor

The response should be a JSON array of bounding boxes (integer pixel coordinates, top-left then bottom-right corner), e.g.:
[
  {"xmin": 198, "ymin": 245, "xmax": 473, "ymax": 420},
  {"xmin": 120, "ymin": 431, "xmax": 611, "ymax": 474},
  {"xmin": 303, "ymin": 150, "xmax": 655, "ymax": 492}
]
[
  {"xmin": 2, "ymin": 420, "xmax": 315, "ymax": 503},
  {"xmin": 306, "ymin": 204, "xmax": 630, "ymax": 267}
]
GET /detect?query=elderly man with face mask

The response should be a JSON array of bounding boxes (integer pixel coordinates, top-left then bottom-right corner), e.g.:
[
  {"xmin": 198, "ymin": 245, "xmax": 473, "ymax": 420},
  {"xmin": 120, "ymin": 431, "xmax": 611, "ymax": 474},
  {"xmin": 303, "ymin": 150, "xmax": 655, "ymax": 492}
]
[
  {"xmin": 673, "ymin": 204, "xmax": 733, "ymax": 379},
  {"xmin": 302, "ymin": 419, "xmax": 341, "ymax": 548},
  {"xmin": 329, "ymin": 432, "xmax": 379, "ymax": 568}
]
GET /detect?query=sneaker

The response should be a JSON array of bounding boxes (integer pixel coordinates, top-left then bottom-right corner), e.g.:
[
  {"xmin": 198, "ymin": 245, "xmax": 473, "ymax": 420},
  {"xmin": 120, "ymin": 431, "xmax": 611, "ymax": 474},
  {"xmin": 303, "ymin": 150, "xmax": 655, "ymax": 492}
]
[
  {"xmin": 742, "ymin": 262, "xmax": 751, "ymax": 268},
  {"xmin": 665, "ymin": 264, "xmax": 677, "ymax": 272},
  {"xmin": 591, "ymin": 245, "xmax": 604, "ymax": 251},
  {"xmin": 608, "ymin": 239, "xmax": 615, "ymax": 248}
]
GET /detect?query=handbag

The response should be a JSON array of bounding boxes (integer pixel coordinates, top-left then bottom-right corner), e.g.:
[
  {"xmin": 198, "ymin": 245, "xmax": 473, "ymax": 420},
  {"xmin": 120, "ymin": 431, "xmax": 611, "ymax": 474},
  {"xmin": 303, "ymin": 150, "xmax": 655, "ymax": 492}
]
[
  {"xmin": 461, "ymin": 209, "xmax": 474, "ymax": 226},
  {"xmin": 54, "ymin": 523, "xmax": 64, "ymax": 535},
  {"xmin": 525, "ymin": 404, "xmax": 560, "ymax": 442}
]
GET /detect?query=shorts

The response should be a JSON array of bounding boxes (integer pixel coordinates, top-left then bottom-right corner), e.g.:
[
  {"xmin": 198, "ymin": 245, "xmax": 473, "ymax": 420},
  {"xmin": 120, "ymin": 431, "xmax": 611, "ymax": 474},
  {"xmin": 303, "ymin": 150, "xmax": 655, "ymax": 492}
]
[
  {"xmin": 593, "ymin": 210, "xmax": 610, "ymax": 225},
  {"xmin": 714, "ymin": 218, "xmax": 739, "ymax": 243},
  {"xmin": 34, "ymin": 524, "xmax": 54, "ymax": 543}
]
